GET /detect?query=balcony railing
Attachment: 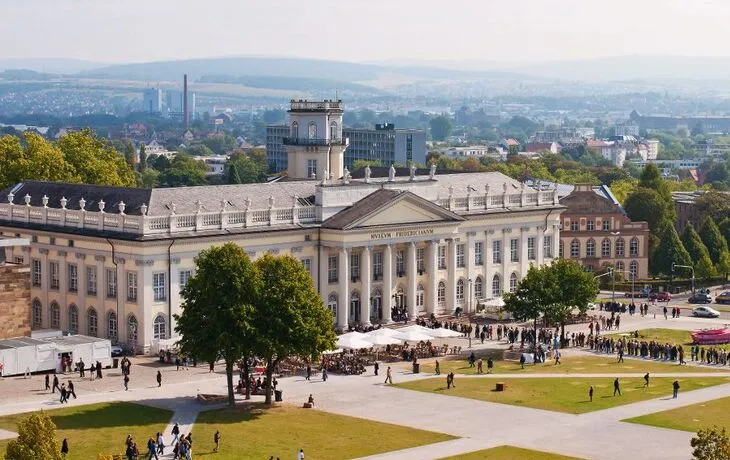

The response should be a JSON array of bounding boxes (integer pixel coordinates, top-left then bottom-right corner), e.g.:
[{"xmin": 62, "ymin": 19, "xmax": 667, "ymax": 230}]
[
  {"xmin": 289, "ymin": 100, "xmax": 343, "ymax": 111},
  {"xmin": 282, "ymin": 137, "xmax": 348, "ymax": 147}
]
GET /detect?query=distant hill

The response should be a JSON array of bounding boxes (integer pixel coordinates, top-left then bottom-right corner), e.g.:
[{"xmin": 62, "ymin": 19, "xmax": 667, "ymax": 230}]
[
  {"xmin": 0, "ymin": 58, "xmax": 103, "ymax": 74},
  {"xmin": 198, "ymin": 74, "xmax": 383, "ymax": 94}
]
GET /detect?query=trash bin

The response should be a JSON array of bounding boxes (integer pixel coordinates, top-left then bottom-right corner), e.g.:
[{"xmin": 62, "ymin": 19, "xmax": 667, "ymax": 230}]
[
  {"xmin": 412, "ymin": 363, "xmax": 420, "ymax": 374},
  {"xmin": 274, "ymin": 390, "xmax": 283, "ymax": 402},
  {"xmin": 112, "ymin": 358, "xmax": 119, "ymax": 368}
]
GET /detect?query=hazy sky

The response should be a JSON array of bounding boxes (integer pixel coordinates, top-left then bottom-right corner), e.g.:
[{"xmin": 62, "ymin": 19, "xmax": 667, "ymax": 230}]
[{"xmin": 2, "ymin": 0, "xmax": 729, "ymax": 64}]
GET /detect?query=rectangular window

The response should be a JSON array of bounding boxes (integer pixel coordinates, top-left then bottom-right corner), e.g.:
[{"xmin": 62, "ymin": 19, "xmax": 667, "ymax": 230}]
[
  {"xmin": 300, "ymin": 258, "xmax": 312, "ymax": 276},
  {"xmin": 307, "ymin": 159, "xmax": 317, "ymax": 179},
  {"xmin": 179, "ymin": 270, "xmax": 192, "ymax": 293},
  {"xmin": 350, "ymin": 253, "xmax": 360, "ymax": 280},
  {"xmin": 32, "ymin": 259, "xmax": 42, "ymax": 287},
  {"xmin": 86, "ymin": 266, "xmax": 97, "ymax": 295},
  {"xmin": 50, "ymin": 261, "xmax": 59, "ymax": 289},
  {"xmin": 127, "ymin": 272, "xmax": 137, "ymax": 301},
  {"xmin": 570, "ymin": 221, "xmax": 578, "ymax": 231},
  {"xmin": 68, "ymin": 263, "xmax": 78, "ymax": 292},
  {"xmin": 602, "ymin": 220, "xmax": 611, "ymax": 231},
  {"xmin": 456, "ymin": 244, "xmax": 465, "ymax": 268},
  {"xmin": 327, "ymin": 255, "xmax": 338, "ymax": 283},
  {"xmin": 153, "ymin": 273, "xmax": 166, "ymax": 301},
  {"xmin": 106, "ymin": 268, "xmax": 117, "ymax": 298},
  {"xmin": 510, "ymin": 238, "xmax": 519, "ymax": 262},
  {"xmin": 438, "ymin": 245, "xmax": 446, "ymax": 269},
  {"xmin": 396, "ymin": 250, "xmax": 405, "ymax": 276},
  {"xmin": 493, "ymin": 240, "xmax": 502, "ymax": 263},
  {"xmin": 544, "ymin": 236, "xmax": 553, "ymax": 258},
  {"xmin": 474, "ymin": 242, "xmax": 483, "ymax": 266},
  {"xmin": 373, "ymin": 252, "xmax": 383, "ymax": 280},
  {"xmin": 527, "ymin": 237, "xmax": 536, "ymax": 260},
  {"xmin": 416, "ymin": 248, "xmax": 425, "ymax": 273},
  {"xmin": 587, "ymin": 220, "xmax": 595, "ymax": 231}
]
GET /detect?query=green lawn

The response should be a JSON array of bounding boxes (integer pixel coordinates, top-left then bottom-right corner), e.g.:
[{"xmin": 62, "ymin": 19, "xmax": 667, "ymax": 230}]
[
  {"xmin": 440, "ymin": 445, "xmax": 582, "ymax": 459},
  {"xmin": 414, "ymin": 354, "xmax": 728, "ymax": 376},
  {"xmin": 0, "ymin": 402, "xmax": 172, "ymax": 459},
  {"xmin": 624, "ymin": 395, "xmax": 730, "ymax": 432},
  {"xmin": 191, "ymin": 404, "xmax": 455, "ymax": 459},
  {"xmin": 607, "ymin": 328, "xmax": 730, "ymax": 351},
  {"xmin": 395, "ymin": 376, "xmax": 730, "ymax": 414}
]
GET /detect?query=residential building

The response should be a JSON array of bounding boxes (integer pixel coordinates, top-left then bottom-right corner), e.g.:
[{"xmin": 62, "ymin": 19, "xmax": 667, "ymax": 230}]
[
  {"xmin": 0, "ymin": 238, "xmax": 31, "ymax": 340},
  {"xmin": 0, "ymin": 100, "xmax": 563, "ymax": 352},
  {"xmin": 524, "ymin": 142, "xmax": 560, "ymax": 154},
  {"xmin": 193, "ymin": 155, "xmax": 229, "ymax": 176},
  {"xmin": 142, "ymin": 88, "xmax": 162, "ymax": 114},
  {"xmin": 628, "ymin": 159, "xmax": 701, "ymax": 172},
  {"xmin": 672, "ymin": 190, "xmax": 730, "ymax": 232},
  {"xmin": 614, "ymin": 122, "xmax": 640, "ymax": 137},
  {"xmin": 559, "ymin": 184, "xmax": 649, "ymax": 280},
  {"xmin": 630, "ymin": 110, "xmax": 730, "ymax": 134},
  {"xmin": 443, "ymin": 145, "xmax": 502, "ymax": 158}
]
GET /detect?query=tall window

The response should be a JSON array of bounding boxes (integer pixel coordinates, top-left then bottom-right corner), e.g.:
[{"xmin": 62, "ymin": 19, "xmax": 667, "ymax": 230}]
[
  {"xmin": 179, "ymin": 270, "xmax": 192, "ymax": 293},
  {"xmin": 330, "ymin": 121, "xmax": 338, "ymax": 140},
  {"xmin": 32, "ymin": 259, "xmax": 42, "ymax": 287},
  {"xmin": 527, "ymin": 237, "xmax": 536, "ymax": 260},
  {"xmin": 327, "ymin": 294, "xmax": 337, "ymax": 320},
  {"xmin": 616, "ymin": 239, "xmax": 625, "ymax": 257},
  {"xmin": 570, "ymin": 221, "xmax": 578, "ymax": 231},
  {"xmin": 50, "ymin": 261, "xmax": 59, "ymax": 289},
  {"xmin": 602, "ymin": 239, "xmax": 611, "ymax": 258},
  {"xmin": 493, "ymin": 241, "xmax": 502, "ymax": 263},
  {"xmin": 306, "ymin": 159, "xmax": 317, "ymax": 179},
  {"xmin": 474, "ymin": 277, "xmax": 483, "ymax": 299},
  {"xmin": 587, "ymin": 220, "xmax": 595, "ymax": 231},
  {"xmin": 127, "ymin": 315, "xmax": 138, "ymax": 348},
  {"xmin": 474, "ymin": 242, "xmax": 483, "ymax": 266},
  {"xmin": 510, "ymin": 238, "xmax": 519, "ymax": 262},
  {"xmin": 616, "ymin": 261, "xmax": 625, "ymax": 274},
  {"xmin": 509, "ymin": 273, "xmax": 518, "ymax": 293},
  {"xmin": 50, "ymin": 302, "xmax": 60, "ymax": 329},
  {"xmin": 630, "ymin": 238, "xmax": 639, "ymax": 257},
  {"xmin": 629, "ymin": 260, "xmax": 638, "ymax": 280},
  {"xmin": 153, "ymin": 314, "xmax": 167, "ymax": 340},
  {"xmin": 300, "ymin": 258, "xmax": 312, "ymax": 276},
  {"xmin": 570, "ymin": 239, "xmax": 580, "ymax": 258},
  {"xmin": 492, "ymin": 275, "xmax": 502, "ymax": 298},
  {"xmin": 68, "ymin": 304, "xmax": 79, "ymax": 334},
  {"xmin": 86, "ymin": 266, "xmax": 97, "ymax": 295},
  {"xmin": 586, "ymin": 239, "xmax": 596, "ymax": 257},
  {"xmin": 602, "ymin": 219, "xmax": 611, "ymax": 231},
  {"xmin": 544, "ymin": 236, "xmax": 553, "ymax": 258},
  {"xmin": 106, "ymin": 268, "xmax": 117, "ymax": 298},
  {"xmin": 291, "ymin": 121, "xmax": 298, "ymax": 138},
  {"xmin": 127, "ymin": 272, "xmax": 137, "ymax": 301},
  {"xmin": 416, "ymin": 283, "xmax": 425, "ymax": 308},
  {"xmin": 437, "ymin": 281, "xmax": 446, "ymax": 307},
  {"xmin": 32, "ymin": 299, "xmax": 42, "ymax": 329},
  {"xmin": 438, "ymin": 245, "xmax": 447, "ymax": 269},
  {"xmin": 559, "ymin": 240, "xmax": 564, "ymax": 258},
  {"xmin": 87, "ymin": 307, "xmax": 98, "ymax": 337},
  {"xmin": 350, "ymin": 252, "xmax": 360, "ymax": 280},
  {"xmin": 396, "ymin": 250, "xmax": 405, "ymax": 275},
  {"xmin": 416, "ymin": 248, "xmax": 425, "ymax": 273},
  {"xmin": 456, "ymin": 244, "xmax": 465, "ymax": 268},
  {"xmin": 108, "ymin": 311, "xmax": 118, "ymax": 342},
  {"xmin": 308, "ymin": 121, "xmax": 317, "ymax": 139},
  {"xmin": 456, "ymin": 279, "xmax": 465, "ymax": 305},
  {"xmin": 153, "ymin": 273, "xmax": 166, "ymax": 301},
  {"xmin": 373, "ymin": 252, "xmax": 383, "ymax": 279},
  {"xmin": 67, "ymin": 264, "xmax": 78, "ymax": 292},
  {"xmin": 327, "ymin": 255, "xmax": 338, "ymax": 283}
]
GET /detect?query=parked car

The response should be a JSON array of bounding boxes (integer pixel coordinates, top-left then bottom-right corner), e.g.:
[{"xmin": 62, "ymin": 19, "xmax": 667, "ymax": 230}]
[
  {"xmin": 692, "ymin": 306, "xmax": 721, "ymax": 318},
  {"xmin": 655, "ymin": 291, "xmax": 671, "ymax": 302},
  {"xmin": 716, "ymin": 291, "xmax": 730, "ymax": 304},
  {"xmin": 111, "ymin": 345, "xmax": 124, "ymax": 357},
  {"xmin": 688, "ymin": 292, "xmax": 713, "ymax": 304}
]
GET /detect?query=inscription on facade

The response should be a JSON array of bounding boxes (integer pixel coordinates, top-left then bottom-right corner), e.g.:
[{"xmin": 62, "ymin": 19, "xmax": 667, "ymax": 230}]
[{"xmin": 370, "ymin": 228, "xmax": 435, "ymax": 240}]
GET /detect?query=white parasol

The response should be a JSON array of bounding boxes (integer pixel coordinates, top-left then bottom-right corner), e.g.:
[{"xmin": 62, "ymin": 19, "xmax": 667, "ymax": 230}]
[{"xmin": 362, "ymin": 334, "xmax": 402, "ymax": 346}]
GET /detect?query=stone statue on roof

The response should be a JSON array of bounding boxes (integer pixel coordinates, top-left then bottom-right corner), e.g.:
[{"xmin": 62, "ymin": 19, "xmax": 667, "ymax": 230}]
[
  {"xmin": 429, "ymin": 163, "xmax": 436, "ymax": 179},
  {"xmin": 364, "ymin": 165, "xmax": 372, "ymax": 182},
  {"xmin": 409, "ymin": 163, "xmax": 416, "ymax": 181},
  {"xmin": 388, "ymin": 164, "xmax": 396, "ymax": 182}
]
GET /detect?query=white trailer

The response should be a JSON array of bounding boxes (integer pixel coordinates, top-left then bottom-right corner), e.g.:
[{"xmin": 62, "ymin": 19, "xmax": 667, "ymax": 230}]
[
  {"xmin": 0, "ymin": 335, "xmax": 111, "ymax": 377},
  {"xmin": 48, "ymin": 335, "xmax": 112, "ymax": 372}
]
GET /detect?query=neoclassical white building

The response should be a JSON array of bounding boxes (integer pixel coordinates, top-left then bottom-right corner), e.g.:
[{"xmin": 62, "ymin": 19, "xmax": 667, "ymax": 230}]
[{"xmin": 0, "ymin": 100, "xmax": 564, "ymax": 351}]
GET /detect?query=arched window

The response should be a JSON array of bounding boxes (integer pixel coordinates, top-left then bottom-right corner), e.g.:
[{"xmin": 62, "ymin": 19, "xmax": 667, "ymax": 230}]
[
  {"xmin": 416, "ymin": 283, "xmax": 425, "ymax": 309},
  {"xmin": 630, "ymin": 238, "xmax": 639, "ymax": 257},
  {"xmin": 586, "ymin": 239, "xmax": 596, "ymax": 258},
  {"xmin": 509, "ymin": 273, "xmax": 518, "ymax": 293},
  {"xmin": 616, "ymin": 261, "xmax": 625, "ymax": 275},
  {"xmin": 68, "ymin": 304, "xmax": 79, "ymax": 334},
  {"xmin": 330, "ymin": 121, "xmax": 338, "ymax": 141},
  {"xmin": 492, "ymin": 274, "xmax": 502, "ymax": 298},
  {"xmin": 327, "ymin": 293, "xmax": 338, "ymax": 322},
  {"xmin": 349, "ymin": 291, "xmax": 360, "ymax": 323},
  {"xmin": 474, "ymin": 277, "xmax": 483, "ymax": 299},
  {"xmin": 615, "ymin": 238, "xmax": 625, "ymax": 257},
  {"xmin": 371, "ymin": 289, "xmax": 382, "ymax": 322},
  {"xmin": 127, "ymin": 314, "xmax": 138, "ymax": 348},
  {"xmin": 32, "ymin": 298, "xmax": 42, "ymax": 330},
  {"xmin": 437, "ymin": 281, "xmax": 446, "ymax": 307},
  {"xmin": 456, "ymin": 279, "xmax": 465, "ymax": 305},
  {"xmin": 108, "ymin": 311, "xmax": 118, "ymax": 342},
  {"xmin": 629, "ymin": 260, "xmax": 638, "ymax": 281},
  {"xmin": 153, "ymin": 314, "xmax": 167, "ymax": 340},
  {"xmin": 50, "ymin": 302, "xmax": 60, "ymax": 329},
  {"xmin": 308, "ymin": 121, "xmax": 317, "ymax": 139},
  {"xmin": 559, "ymin": 240, "xmax": 564, "ymax": 258},
  {"xmin": 291, "ymin": 121, "xmax": 298, "ymax": 138},
  {"xmin": 570, "ymin": 239, "xmax": 580, "ymax": 258},
  {"xmin": 87, "ymin": 307, "xmax": 98, "ymax": 337},
  {"xmin": 601, "ymin": 239, "xmax": 611, "ymax": 258}
]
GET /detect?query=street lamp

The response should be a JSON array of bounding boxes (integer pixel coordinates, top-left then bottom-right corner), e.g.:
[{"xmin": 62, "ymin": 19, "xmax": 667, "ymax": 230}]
[
  {"xmin": 673, "ymin": 263, "xmax": 695, "ymax": 296},
  {"xmin": 467, "ymin": 278, "xmax": 473, "ymax": 349}
]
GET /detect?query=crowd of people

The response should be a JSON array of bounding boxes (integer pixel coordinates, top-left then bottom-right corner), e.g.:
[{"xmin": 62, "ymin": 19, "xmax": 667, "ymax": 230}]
[{"xmin": 122, "ymin": 424, "xmax": 203, "ymax": 460}]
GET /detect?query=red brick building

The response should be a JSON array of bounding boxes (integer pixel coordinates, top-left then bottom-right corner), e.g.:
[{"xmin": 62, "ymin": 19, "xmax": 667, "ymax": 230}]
[{"xmin": 0, "ymin": 238, "xmax": 31, "ymax": 340}]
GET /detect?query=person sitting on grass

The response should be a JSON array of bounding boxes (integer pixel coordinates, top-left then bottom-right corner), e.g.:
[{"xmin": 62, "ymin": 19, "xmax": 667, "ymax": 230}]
[{"xmin": 308, "ymin": 394, "xmax": 315, "ymax": 406}]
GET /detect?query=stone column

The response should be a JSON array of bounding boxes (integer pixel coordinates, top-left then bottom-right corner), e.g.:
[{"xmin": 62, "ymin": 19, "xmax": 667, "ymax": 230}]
[
  {"xmin": 466, "ymin": 233, "xmax": 474, "ymax": 313},
  {"xmin": 484, "ymin": 231, "xmax": 492, "ymax": 299},
  {"xmin": 447, "ymin": 239, "xmax": 457, "ymax": 313},
  {"xmin": 383, "ymin": 244, "xmax": 393, "ymax": 324},
  {"xmin": 502, "ymin": 229, "xmax": 510, "ymax": 294},
  {"xmin": 427, "ymin": 240, "xmax": 438, "ymax": 314},
  {"xmin": 361, "ymin": 246, "xmax": 372, "ymax": 325},
  {"xmin": 537, "ymin": 226, "xmax": 545, "ymax": 265},
  {"xmin": 318, "ymin": 246, "xmax": 328, "ymax": 301},
  {"xmin": 520, "ymin": 228, "xmax": 529, "ymax": 275},
  {"xmin": 337, "ymin": 248, "xmax": 349, "ymax": 331},
  {"xmin": 407, "ymin": 242, "xmax": 417, "ymax": 320}
]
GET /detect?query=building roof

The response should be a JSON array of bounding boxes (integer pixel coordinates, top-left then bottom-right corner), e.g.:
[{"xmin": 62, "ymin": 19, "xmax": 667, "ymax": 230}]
[
  {"xmin": 524, "ymin": 142, "xmax": 555, "ymax": 152},
  {"xmin": 350, "ymin": 166, "xmax": 463, "ymax": 179}
]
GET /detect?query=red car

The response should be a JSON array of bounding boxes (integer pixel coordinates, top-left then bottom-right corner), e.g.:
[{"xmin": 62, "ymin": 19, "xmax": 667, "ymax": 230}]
[{"xmin": 650, "ymin": 291, "xmax": 671, "ymax": 302}]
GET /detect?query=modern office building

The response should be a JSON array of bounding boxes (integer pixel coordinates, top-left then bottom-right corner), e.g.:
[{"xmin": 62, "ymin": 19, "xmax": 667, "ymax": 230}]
[
  {"xmin": 0, "ymin": 100, "xmax": 563, "ymax": 352},
  {"xmin": 142, "ymin": 88, "xmax": 162, "ymax": 114},
  {"xmin": 266, "ymin": 124, "xmax": 289, "ymax": 172}
]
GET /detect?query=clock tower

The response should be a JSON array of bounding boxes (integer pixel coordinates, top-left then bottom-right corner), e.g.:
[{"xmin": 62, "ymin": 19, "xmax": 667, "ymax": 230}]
[{"xmin": 283, "ymin": 99, "xmax": 348, "ymax": 180}]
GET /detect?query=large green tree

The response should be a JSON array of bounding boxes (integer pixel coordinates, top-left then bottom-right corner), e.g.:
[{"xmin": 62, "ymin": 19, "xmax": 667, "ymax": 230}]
[
  {"xmin": 651, "ymin": 220, "xmax": 693, "ymax": 277},
  {"xmin": 160, "ymin": 154, "xmax": 208, "ymax": 186},
  {"xmin": 226, "ymin": 152, "xmax": 267, "ymax": 184},
  {"xmin": 253, "ymin": 254, "xmax": 336, "ymax": 406},
  {"xmin": 4, "ymin": 412, "xmax": 62, "ymax": 460},
  {"xmin": 175, "ymin": 243, "xmax": 259, "ymax": 406},
  {"xmin": 699, "ymin": 216, "xmax": 729, "ymax": 266},
  {"xmin": 429, "ymin": 116, "xmax": 452, "ymax": 141},
  {"xmin": 682, "ymin": 225, "xmax": 714, "ymax": 275},
  {"xmin": 57, "ymin": 129, "xmax": 137, "ymax": 187},
  {"xmin": 718, "ymin": 217, "xmax": 730, "ymax": 248},
  {"xmin": 624, "ymin": 188, "xmax": 671, "ymax": 233},
  {"xmin": 691, "ymin": 426, "xmax": 730, "ymax": 460}
]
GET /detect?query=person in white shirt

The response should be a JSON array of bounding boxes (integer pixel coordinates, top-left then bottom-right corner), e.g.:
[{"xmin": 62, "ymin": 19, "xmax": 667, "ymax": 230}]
[
  {"xmin": 297, "ymin": 448, "xmax": 305, "ymax": 460},
  {"xmin": 157, "ymin": 432, "xmax": 165, "ymax": 455}
]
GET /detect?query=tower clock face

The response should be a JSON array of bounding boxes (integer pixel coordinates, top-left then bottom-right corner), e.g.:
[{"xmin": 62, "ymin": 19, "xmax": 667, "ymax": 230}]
[{"xmin": 308, "ymin": 122, "xmax": 317, "ymax": 139}]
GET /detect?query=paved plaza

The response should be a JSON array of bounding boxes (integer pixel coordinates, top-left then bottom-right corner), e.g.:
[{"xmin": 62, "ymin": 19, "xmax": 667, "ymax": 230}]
[{"xmin": 1, "ymin": 309, "xmax": 729, "ymax": 459}]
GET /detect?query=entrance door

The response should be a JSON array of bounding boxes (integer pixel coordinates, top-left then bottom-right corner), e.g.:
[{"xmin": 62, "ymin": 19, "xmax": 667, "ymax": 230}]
[
  {"xmin": 371, "ymin": 290, "xmax": 382, "ymax": 323},
  {"xmin": 350, "ymin": 293, "xmax": 361, "ymax": 323}
]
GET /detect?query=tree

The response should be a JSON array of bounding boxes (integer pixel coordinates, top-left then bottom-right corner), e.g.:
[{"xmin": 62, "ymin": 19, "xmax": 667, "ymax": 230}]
[
  {"xmin": 638, "ymin": 164, "xmax": 675, "ymax": 221},
  {"xmin": 138, "ymin": 143, "xmax": 147, "ymax": 172},
  {"xmin": 718, "ymin": 218, "xmax": 730, "ymax": 248},
  {"xmin": 57, "ymin": 129, "xmax": 136, "ymax": 187},
  {"xmin": 184, "ymin": 144, "xmax": 214, "ymax": 157},
  {"xmin": 123, "ymin": 140, "xmax": 135, "ymax": 168},
  {"xmin": 351, "ymin": 159, "xmax": 382, "ymax": 171},
  {"xmin": 160, "ymin": 154, "xmax": 208, "ymax": 186},
  {"xmin": 699, "ymin": 216, "xmax": 728, "ymax": 266},
  {"xmin": 174, "ymin": 243, "xmax": 259, "ymax": 406},
  {"xmin": 4, "ymin": 412, "xmax": 63, "ymax": 460},
  {"xmin": 624, "ymin": 188, "xmax": 672, "ymax": 233},
  {"xmin": 429, "ymin": 116, "xmax": 452, "ymax": 141},
  {"xmin": 228, "ymin": 163, "xmax": 242, "ymax": 184},
  {"xmin": 682, "ymin": 225, "xmax": 713, "ymax": 271},
  {"xmin": 691, "ymin": 426, "xmax": 730, "ymax": 460},
  {"xmin": 138, "ymin": 169, "xmax": 160, "ymax": 188},
  {"xmin": 0, "ymin": 133, "xmax": 78, "ymax": 189},
  {"xmin": 696, "ymin": 255, "xmax": 716, "ymax": 279},
  {"xmin": 226, "ymin": 152, "xmax": 267, "ymax": 184},
  {"xmin": 651, "ymin": 220, "xmax": 693, "ymax": 277},
  {"xmin": 696, "ymin": 191, "xmax": 730, "ymax": 222},
  {"xmin": 608, "ymin": 179, "xmax": 637, "ymax": 204},
  {"xmin": 545, "ymin": 258, "xmax": 599, "ymax": 339},
  {"xmin": 253, "ymin": 254, "xmax": 336, "ymax": 406}
]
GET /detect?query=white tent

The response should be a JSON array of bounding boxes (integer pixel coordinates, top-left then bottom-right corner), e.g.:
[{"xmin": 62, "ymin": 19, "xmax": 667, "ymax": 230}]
[
  {"xmin": 339, "ymin": 331, "xmax": 367, "ymax": 340},
  {"xmin": 398, "ymin": 325, "xmax": 433, "ymax": 335},
  {"xmin": 362, "ymin": 334, "xmax": 402, "ymax": 346},
  {"xmin": 424, "ymin": 328, "xmax": 463, "ymax": 338},
  {"xmin": 336, "ymin": 335, "xmax": 372, "ymax": 350},
  {"xmin": 484, "ymin": 298, "xmax": 505, "ymax": 307},
  {"xmin": 393, "ymin": 330, "xmax": 433, "ymax": 342},
  {"xmin": 366, "ymin": 328, "xmax": 403, "ymax": 338}
]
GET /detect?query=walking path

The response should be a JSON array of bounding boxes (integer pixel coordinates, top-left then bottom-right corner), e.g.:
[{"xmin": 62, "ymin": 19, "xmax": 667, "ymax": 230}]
[{"xmin": 0, "ymin": 429, "xmax": 16, "ymax": 441}]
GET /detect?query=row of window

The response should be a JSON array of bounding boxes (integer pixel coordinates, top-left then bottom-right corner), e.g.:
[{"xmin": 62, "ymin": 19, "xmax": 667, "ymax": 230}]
[
  {"xmin": 562, "ymin": 237, "xmax": 640, "ymax": 259},
  {"xmin": 291, "ymin": 121, "xmax": 339, "ymax": 140},
  {"xmin": 323, "ymin": 238, "xmax": 554, "ymax": 284},
  {"xmin": 566, "ymin": 219, "xmax": 612, "ymax": 232}
]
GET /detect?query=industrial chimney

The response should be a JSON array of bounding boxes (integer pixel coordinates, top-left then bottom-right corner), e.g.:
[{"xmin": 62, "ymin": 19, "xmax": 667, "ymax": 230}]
[{"xmin": 183, "ymin": 74, "xmax": 189, "ymax": 130}]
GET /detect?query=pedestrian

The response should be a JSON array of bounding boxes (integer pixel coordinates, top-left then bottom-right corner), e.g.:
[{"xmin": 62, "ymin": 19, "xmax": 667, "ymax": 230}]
[
  {"xmin": 68, "ymin": 380, "xmax": 76, "ymax": 399},
  {"xmin": 589, "ymin": 385, "xmax": 594, "ymax": 402},
  {"xmin": 157, "ymin": 432, "xmax": 165, "ymax": 455},
  {"xmin": 52, "ymin": 374, "xmax": 60, "ymax": 393},
  {"xmin": 213, "ymin": 430, "xmax": 221, "ymax": 452},
  {"xmin": 520, "ymin": 354, "xmax": 526, "ymax": 369},
  {"xmin": 554, "ymin": 350, "xmax": 561, "ymax": 365},
  {"xmin": 673, "ymin": 380, "xmax": 680, "ymax": 399},
  {"xmin": 322, "ymin": 368, "xmax": 328, "ymax": 382},
  {"xmin": 123, "ymin": 374, "xmax": 129, "ymax": 391},
  {"xmin": 175, "ymin": 356, "xmax": 181, "ymax": 371},
  {"xmin": 384, "ymin": 366, "xmax": 393, "ymax": 384},
  {"xmin": 24, "ymin": 366, "xmax": 30, "ymax": 379},
  {"xmin": 147, "ymin": 436, "xmax": 158, "ymax": 460},
  {"xmin": 487, "ymin": 357, "xmax": 494, "ymax": 374},
  {"xmin": 618, "ymin": 349, "xmax": 624, "ymax": 363},
  {"xmin": 298, "ymin": 448, "xmax": 305, "ymax": 460},
  {"xmin": 79, "ymin": 359, "xmax": 85, "ymax": 378},
  {"xmin": 448, "ymin": 372, "xmax": 455, "ymax": 389},
  {"xmin": 45, "ymin": 374, "xmax": 50, "ymax": 391},
  {"xmin": 305, "ymin": 365, "xmax": 311, "ymax": 380},
  {"xmin": 96, "ymin": 361, "xmax": 103, "ymax": 379},
  {"xmin": 477, "ymin": 358, "xmax": 483, "ymax": 374},
  {"xmin": 89, "ymin": 362, "xmax": 95, "ymax": 381},
  {"xmin": 59, "ymin": 384, "xmax": 68, "ymax": 404},
  {"xmin": 156, "ymin": 370, "xmax": 162, "ymax": 387},
  {"xmin": 435, "ymin": 360, "xmax": 440, "ymax": 375},
  {"xmin": 61, "ymin": 438, "xmax": 69, "ymax": 457},
  {"xmin": 171, "ymin": 423, "xmax": 180, "ymax": 445},
  {"xmin": 663, "ymin": 306, "xmax": 668, "ymax": 320},
  {"xmin": 613, "ymin": 378, "xmax": 621, "ymax": 396},
  {"xmin": 644, "ymin": 372, "xmax": 650, "ymax": 387},
  {"xmin": 374, "ymin": 361, "xmax": 379, "ymax": 376}
]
